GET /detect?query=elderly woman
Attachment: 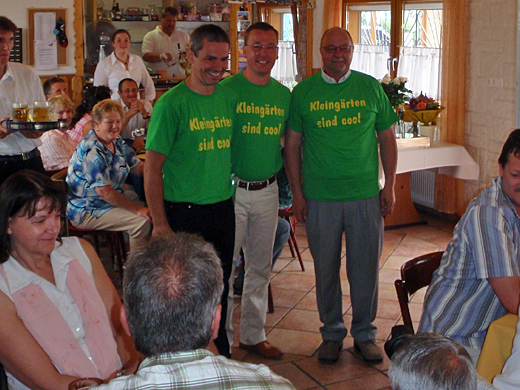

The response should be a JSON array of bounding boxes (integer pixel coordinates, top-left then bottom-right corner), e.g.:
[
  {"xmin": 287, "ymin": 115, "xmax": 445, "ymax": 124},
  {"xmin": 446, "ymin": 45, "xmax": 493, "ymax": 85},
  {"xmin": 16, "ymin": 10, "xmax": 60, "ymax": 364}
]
[
  {"xmin": 68, "ymin": 85, "xmax": 111, "ymax": 146},
  {"xmin": 66, "ymin": 99, "xmax": 152, "ymax": 250},
  {"xmin": 93, "ymin": 29, "xmax": 155, "ymax": 103},
  {"xmin": 38, "ymin": 94, "xmax": 76, "ymax": 173},
  {"xmin": 0, "ymin": 170, "xmax": 139, "ymax": 390}
]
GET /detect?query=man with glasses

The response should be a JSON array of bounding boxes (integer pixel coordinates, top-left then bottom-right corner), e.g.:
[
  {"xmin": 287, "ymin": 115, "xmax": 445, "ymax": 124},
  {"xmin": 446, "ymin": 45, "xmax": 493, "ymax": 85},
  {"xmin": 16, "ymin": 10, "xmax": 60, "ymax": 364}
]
[
  {"xmin": 285, "ymin": 27, "xmax": 398, "ymax": 364},
  {"xmin": 220, "ymin": 22, "xmax": 290, "ymax": 359}
]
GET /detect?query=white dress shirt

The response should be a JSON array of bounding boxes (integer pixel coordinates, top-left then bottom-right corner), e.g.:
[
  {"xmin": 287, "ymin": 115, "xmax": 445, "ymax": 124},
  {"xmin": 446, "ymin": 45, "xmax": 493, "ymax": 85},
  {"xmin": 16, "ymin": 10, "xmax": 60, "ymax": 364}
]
[
  {"xmin": 93, "ymin": 52, "xmax": 156, "ymax": 102},
  {"xmin": 142, "ymin": 26, "xmax": 190, "ymax": 78},
  {"xmin": 0, "ymin": 62, "xmax": 45, "ymax": 155}
]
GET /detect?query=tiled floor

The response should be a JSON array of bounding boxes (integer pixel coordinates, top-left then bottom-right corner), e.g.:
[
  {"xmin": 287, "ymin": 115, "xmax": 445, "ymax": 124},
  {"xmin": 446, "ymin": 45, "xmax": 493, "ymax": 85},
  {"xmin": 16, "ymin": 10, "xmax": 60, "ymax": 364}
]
[
  {"xmin": 228, "ymin": 211, "xmax": 458, "ymax": 389},
  {"xmin": 103, "ymin": 210, "xmax": 458, "ymax": 389}
]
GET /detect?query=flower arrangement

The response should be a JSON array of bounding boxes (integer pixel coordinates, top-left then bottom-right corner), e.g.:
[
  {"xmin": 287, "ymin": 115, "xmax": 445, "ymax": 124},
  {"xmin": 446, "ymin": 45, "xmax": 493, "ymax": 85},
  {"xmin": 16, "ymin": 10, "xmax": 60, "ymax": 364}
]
[
  {"xmin": 379, "ymin": 74, "xmax": 413, "ymax": 110},
  {"xmin": 404, "ymin": 93, "xmax": 445, "ymax": 125}
]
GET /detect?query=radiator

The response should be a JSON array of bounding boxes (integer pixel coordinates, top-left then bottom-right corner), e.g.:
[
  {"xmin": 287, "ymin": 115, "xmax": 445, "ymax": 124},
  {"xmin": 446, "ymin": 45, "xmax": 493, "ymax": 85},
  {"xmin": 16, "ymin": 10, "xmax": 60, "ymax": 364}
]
[{"xmin": 410, "ymin": 170, "xmax": 436, "ymax": 208}]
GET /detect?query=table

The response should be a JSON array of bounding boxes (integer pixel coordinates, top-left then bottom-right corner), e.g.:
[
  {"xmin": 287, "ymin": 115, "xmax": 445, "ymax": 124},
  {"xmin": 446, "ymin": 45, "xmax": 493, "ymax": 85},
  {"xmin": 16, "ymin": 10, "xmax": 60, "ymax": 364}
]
[
  {"xmin": 383, "ymin": 141, "xmax": 479, "ymax": 227},
  {"xmin": 477, "ymin": 313, "xmax": 518, "ymax": 383}
]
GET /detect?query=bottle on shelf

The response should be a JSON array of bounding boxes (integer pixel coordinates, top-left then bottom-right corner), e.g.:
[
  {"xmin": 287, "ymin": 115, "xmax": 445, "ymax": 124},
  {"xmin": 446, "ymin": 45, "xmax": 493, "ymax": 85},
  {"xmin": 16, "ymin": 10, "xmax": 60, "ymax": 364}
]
[
  {"xmin": 111, "ymin": 0, "xmax": 117, "ymax": 20},
  {"xmin": 115, "ymin": 2, "xmax": 122, "ymax": 20}
]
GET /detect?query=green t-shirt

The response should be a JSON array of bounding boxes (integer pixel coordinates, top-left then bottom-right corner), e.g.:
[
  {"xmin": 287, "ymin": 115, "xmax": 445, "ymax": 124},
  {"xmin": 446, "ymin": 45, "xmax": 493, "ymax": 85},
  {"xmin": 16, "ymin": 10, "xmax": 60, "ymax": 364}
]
[
  {"xmin": 146, "ymin": 82, "xmax": 238, "ymax": 204},
  {"xmin": 288, "ymin": 70, "xmax": 398, "ymax": 202},
  {"xmin": 220, "ymin": 73, "xmax": 291, "ymax": 182}
]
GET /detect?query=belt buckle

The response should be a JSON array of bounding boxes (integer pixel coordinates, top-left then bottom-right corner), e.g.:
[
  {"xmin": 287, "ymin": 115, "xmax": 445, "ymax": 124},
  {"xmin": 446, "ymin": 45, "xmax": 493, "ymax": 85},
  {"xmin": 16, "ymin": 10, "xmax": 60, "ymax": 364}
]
[
  {"xmin": 21, "ymin": 151, "xmax": 31, "ymax": 161},
  {"xmin": 246, "ymin": 181, "xmax": 251, "ymax": 191}
]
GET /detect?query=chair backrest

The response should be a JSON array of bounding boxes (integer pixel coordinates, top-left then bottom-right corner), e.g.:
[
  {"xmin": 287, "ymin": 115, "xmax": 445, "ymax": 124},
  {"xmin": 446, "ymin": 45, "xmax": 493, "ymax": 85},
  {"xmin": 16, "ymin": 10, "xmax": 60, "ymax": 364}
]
[{"xmin": 394, "ymin": 251, "xmax": 443, "ymax": 331}]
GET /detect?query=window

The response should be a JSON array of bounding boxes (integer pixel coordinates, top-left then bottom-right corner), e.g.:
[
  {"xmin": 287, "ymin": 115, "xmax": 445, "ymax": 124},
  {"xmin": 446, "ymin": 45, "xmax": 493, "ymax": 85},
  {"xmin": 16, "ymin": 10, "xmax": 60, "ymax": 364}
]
[{"xmin": 344, "ymin": 1, "xmax": 442, "ymax": 99}]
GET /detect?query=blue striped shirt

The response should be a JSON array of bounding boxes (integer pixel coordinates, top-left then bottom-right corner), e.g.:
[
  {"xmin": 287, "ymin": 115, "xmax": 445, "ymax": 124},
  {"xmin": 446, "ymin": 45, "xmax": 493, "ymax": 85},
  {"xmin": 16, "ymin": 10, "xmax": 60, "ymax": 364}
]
[
  {"xmin": 418, "ymin": 177, "xmax": 520, "ymax": 350},
  {"xmin": 66, "ymin": 129, "xmax": 140, "ymax": 223}
]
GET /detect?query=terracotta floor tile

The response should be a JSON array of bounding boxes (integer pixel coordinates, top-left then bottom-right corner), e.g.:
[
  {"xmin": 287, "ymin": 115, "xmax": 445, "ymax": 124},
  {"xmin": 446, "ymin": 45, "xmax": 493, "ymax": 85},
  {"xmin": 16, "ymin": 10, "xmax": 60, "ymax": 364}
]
[
  {"xmin": 378, "ymin": 282, "xmax": 397, "ymax": 300},
  {"xmin": 266, "ymin": 328, "xmax": 323, "ymax": 356},
  {"xmin": 271, "ymin": 273, "xmax": 317, "ymax": 292},
  {"xmin": 273, "ymin": 258, "xmax": 293, "ymax": 272},
  {"xmin": 408, "ymin": 301, "xmax": 425, "ymax": 323},
  {"xmin": 378, "ymin": 268, "xmax": 400, "ymax": 284},
  {"xmin": 277, "ymin": 308, "xmax": 322, "ymax": 332},
  {"xmin": 300, "ymin": 249, "xmax": 315, "ymax": 262},
  {"xmin": 373, "ymin": 318, "xmax": 400, "ymax": 342},
  {"xmin": 283, "ymin": 260, "xmax": 314, "ymax": 275},
  {"xmin": 270, "ymin": 287, "xmax": 309, "ymax": 308},
  {"xmin": 326, "ymin": 372, "xmax": 391, "ymax": 390},
  {"xmin": 377, "ymin": 298, "xmax": 401, "ymax": 320},
  {"xmin": 380, "ymin": 255, "xmax": 410, "ymax": 270},
  {"xmin": 269, "ymin": 362, "xmax": 320, "ymax": 389},
  {"xmin": 265, "ymin": 306, "xmax": 292, "ymax": 328},
  {"xmin": 391, "ymin": 235, "xmax": 440, "ymax": 258},
  {"xmin": 294, "ymin": 352, "xmax": 379, "ymax": 386}
]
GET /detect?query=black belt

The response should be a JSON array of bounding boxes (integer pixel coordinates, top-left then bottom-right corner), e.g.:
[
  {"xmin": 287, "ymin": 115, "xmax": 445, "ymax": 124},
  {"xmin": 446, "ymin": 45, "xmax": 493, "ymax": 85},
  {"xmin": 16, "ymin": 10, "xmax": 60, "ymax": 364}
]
[
  {"xmin": 237, "ymin": 174, "xmax": 276, "ymax": 191},
  {"xmin": 0, "ymin": 148, "xmax": 40, "ymax": 162}
]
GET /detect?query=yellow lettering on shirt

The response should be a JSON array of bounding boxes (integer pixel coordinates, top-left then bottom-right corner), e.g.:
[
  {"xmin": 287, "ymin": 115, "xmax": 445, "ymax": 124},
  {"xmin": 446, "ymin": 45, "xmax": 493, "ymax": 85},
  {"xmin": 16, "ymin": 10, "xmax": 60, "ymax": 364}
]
[
  {"xmin": 236, "ymin": 102, "xmax": 285, "ymax": 118},
  {"xmin": 190, "ymin": 116, "xmax": 232, "ymax": 132},
  {"xmin": 309, "ymin": 99, "xmax": 366, "ymax": 112}
]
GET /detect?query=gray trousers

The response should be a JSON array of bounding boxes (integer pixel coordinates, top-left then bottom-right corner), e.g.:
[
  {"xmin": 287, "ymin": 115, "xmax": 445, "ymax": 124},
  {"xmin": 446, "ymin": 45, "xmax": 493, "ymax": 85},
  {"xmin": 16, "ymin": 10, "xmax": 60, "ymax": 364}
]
[{"xmin": 306, "ymin": 195, "xmax": 383, "ymax": 343}]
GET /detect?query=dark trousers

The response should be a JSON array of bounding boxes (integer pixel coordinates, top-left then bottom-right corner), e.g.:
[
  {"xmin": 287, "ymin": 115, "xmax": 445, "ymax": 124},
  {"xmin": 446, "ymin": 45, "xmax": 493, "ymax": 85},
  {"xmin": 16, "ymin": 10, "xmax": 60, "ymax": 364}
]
[
  {"xmin": 164, "ymin": 197, "xmax": 235, "ymax": 358},
  {"xmin": 0, "ymin": 155, "xmax": 45, "ymax": 187}
]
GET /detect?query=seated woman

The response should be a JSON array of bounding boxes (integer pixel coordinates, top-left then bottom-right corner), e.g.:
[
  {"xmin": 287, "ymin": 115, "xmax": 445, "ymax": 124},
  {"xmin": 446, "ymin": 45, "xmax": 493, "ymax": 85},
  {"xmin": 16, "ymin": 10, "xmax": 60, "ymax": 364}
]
[
  {"xmin": 0, "ymin": 170, "xmax": 139, "ymax": 390},
  {"xmin": 93, "ymin": 29, "xmax": 155, "ymax": 103},
  {"xmin": 67, "ymin": 86, "xmax": 111, "ymax": 146},
  {"xmin": 66, "ymin": 99, "xmax": 152, "ymax": 250},
  {"xmin": 38, "ymin": 94, "xmax": 76, "ymax": 174}
]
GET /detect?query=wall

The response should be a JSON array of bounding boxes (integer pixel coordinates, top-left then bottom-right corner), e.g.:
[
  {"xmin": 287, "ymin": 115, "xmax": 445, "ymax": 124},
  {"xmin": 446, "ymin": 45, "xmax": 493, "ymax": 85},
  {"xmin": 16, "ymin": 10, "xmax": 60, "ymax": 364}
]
[
  {"xmin": 8, "ymin": 1, "xmax": 76, "ymax": 75},
  {"xmin": 465, "ymin": 0, "xmax": 518, "ymax": 202}
]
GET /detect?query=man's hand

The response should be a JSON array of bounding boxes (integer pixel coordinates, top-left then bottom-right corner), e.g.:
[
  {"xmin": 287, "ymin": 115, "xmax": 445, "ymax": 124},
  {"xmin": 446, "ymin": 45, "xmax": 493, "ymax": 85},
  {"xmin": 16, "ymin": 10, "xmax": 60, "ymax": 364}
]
[
  {"xmin": 0, "ymin": 116, "xmax": 15, "ymax": 139},
  {"xmin": 136, "ymin": 206, "xmax": 152, "ymax": 223},
  {"xmin": 68, "ymin": 378, "xmax": 103, "ymax": 390},
  {"xmin": 292, "ymin": 193, "xmax": 308, "ymax": 223},
  {"xmin": 380, "ymin": 185, "xmax": 395, "ymax": 217},
  {"xmin": 130, "ymin": 101, "xmax": 147, "ymax": 117},
  {"xmin": 132, "ymin": 137, "xmax": 145, "ymax": 153},
  {"xmin": 160, "ymin": 52, "xmax": 176, "ymax": 66}
]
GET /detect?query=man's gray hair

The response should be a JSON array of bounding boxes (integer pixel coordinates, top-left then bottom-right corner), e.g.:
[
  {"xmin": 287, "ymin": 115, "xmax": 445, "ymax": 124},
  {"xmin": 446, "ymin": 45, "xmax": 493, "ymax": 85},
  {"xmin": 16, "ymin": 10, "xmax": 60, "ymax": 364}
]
[
  {"xmin": 388, "ymin": 333, "xmax": 476, "ymax": 390},
  {"xmin": 123, "ymin": 233, "xmax": 224, "ymax": 356}
]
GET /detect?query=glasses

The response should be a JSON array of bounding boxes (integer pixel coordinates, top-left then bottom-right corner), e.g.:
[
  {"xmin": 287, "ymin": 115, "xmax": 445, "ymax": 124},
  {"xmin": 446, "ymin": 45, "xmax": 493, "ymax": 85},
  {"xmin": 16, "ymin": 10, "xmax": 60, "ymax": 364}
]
[
  {"xmin": 321, "ymin": 45, "xmax": 354, "ymax": 54},
  {"xmin": 250, "ymin": 44, "xmax": 278, "ymax": 52}
]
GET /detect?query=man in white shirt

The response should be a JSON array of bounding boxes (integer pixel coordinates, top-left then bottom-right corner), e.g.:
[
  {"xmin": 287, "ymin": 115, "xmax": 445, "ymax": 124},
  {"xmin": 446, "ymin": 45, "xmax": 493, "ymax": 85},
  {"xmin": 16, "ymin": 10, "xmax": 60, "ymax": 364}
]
[
  {"xmin": 116, "ymin": 78, "xmax": 152, "ymax": 153},
  {"xmin": 0, "ymin": 16, "xmax": 46, "ymax": 186},
  {"xmin": 142, "ymin": 7, "xmax": 190, "ymax": 78}
]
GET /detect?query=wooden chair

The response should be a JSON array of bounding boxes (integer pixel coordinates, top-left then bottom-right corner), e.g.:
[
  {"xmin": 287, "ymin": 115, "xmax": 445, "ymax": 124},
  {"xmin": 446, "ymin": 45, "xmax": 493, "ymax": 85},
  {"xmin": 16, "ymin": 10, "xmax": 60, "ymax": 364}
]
[
  {"xmin": 278, "ymin": 208, "xmax": 305, "ymax": 271},
  {"xmin": 394, "ymin": 251, "xmax": 444, "ymax": 332},
  {"xmin": 51, "ymin": 169, "xmax": 128, "ymax": 282}
]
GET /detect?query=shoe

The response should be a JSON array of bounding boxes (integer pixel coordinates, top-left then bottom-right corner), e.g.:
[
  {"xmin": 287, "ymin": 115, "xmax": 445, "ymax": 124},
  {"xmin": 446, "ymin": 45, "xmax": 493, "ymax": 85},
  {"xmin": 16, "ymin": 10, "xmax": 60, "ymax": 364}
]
[
  {"xmin": 354, "ymin": 340, "xmax": 383, "ymax": 363},
  {"xmin": 239, "ymin": 341, "xmax": 284, "ymax": 359},
  {"xmin": 317, "ymin": 340, "xmax": 343, "ymax": 363}
]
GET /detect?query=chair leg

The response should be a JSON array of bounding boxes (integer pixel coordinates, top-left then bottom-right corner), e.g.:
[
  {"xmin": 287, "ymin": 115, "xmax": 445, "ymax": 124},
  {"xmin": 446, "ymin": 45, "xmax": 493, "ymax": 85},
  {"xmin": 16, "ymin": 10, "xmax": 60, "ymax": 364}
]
[
  {"xmin": 267, "ymin": 282, "xmax": 274, "ymax": 313},
  {"xmin": 288, "ymin": 216, "xmax": 305, "ymax": 272}
]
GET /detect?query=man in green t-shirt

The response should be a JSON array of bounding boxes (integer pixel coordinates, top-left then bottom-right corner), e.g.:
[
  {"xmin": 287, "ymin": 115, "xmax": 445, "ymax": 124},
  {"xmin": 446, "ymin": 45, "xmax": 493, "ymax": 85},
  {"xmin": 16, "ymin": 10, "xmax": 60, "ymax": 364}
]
[
  {"xmin": 144, "ymin": 24, "xmax": 237, "ymax": 359},
  {"xmin": 285, "ymin": 27, "xmax": 398, "ymax": 364},
  {"xmin": 220, "ymin": 22, "xmax": 290, "ymax": 359}
]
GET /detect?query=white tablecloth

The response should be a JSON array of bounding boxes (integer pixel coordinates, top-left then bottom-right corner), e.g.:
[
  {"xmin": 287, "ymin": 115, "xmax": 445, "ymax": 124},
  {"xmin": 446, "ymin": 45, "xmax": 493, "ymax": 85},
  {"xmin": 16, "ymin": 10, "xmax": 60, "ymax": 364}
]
[{"xmin": 396, "ymin": 141, "xmax": 479, "ymax": 180}]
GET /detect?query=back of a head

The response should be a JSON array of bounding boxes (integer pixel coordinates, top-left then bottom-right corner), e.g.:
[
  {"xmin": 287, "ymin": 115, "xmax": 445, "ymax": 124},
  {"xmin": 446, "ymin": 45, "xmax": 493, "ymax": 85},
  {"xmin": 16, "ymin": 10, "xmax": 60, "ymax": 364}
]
[
  {"xmin": 123, "ymin": 233, "xmax": 224, "ymax": 357},
  {"xmin": 388, "ymin": 333, "xmax": 476, "ymax": 390}
]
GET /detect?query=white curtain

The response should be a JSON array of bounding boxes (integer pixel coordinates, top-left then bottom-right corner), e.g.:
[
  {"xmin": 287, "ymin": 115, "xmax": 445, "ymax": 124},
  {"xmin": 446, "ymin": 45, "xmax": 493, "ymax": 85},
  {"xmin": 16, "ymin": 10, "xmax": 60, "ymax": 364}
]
[
  {"xmin": 350, "ymin": 44, "xmax": 440, "ymax": 101},
  {"xmin": 350, "ymin": 44, "xmax": 390, "ymax": 80},
  {"xmin": 272, "ymin": 41, "xmax": 297, "ymax": 82},
  {"xmin": 397, "ymin": 46, "xmax": 440, "ymax": 100}
]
